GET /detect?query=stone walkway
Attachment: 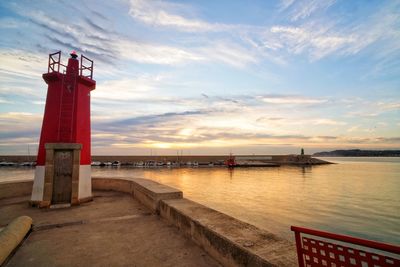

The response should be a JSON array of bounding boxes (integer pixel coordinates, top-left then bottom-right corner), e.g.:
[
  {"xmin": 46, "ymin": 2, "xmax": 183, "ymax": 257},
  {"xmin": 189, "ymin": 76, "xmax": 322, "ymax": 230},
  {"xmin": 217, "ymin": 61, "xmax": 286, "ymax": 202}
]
[{"xmin": 0, "ymin": 191, "xmax": 221, "ymax": 267}]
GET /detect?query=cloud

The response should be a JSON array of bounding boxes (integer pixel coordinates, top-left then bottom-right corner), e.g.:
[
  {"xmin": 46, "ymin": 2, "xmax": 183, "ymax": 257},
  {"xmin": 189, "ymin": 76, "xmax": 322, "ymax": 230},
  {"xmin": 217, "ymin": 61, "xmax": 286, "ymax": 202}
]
[
  {"xmin": 312, "ymin": 119, "xmax": 346, "ymax": 126},
  {"xmin": 0, "ymin": 17, "xmax": 25, "ymax": 29},
  {"xmin": 343, "ymin": 136, "xmax": 400, "ymax": 145},
  {"xmin": 31, "ymin": 100, "xmax": 45, "ymax": 105},
  {"xmin": 347, "ymin": 126, "xmax": 360, "ymax": 133},
  {"xmin": 93, "ymin": 77, "xmax": 157, "ymax": 101},
  {"xmin": 345, "ymin": 99, "xmax": 400, "ymax": 119},
  {"xmin": 0, "ymin": 130, "xmax": 39, "ymax": 140},
  {"xmin": 197, "ymin": 42, "xmax": 259, "ymax": 68},
  {"xmin": 90, "ymin": 111, "xmax": 398, "ymax": 150},
  {"xmin": 257, "ymin": 117, "xmax": 284, "ymax": 122},
  {"xmin": 378, "ymin": 102, "xmax": 400, "ymax": 111},
  {"xmin": 258, "ymin": 94, "xmax": 328, "ymax": 105},
  {"xmin": 94, "ymin": 92, "xmax": 341, "ymax": 140},
  {"xmin": 0, "ymin": 112, "xmax": 42, "ymax": 121},
  {"xmin": 289, "ymin": 0, "xmax": 336, "ymax": 21},
  {"xmin": 0, "ymin": 49, "xmax": 46, "ymax": 79},
  {"xmin": 95, "ymin": 110, "xmax": 206, "ymax": 132},
  {"xmin": 316, "ymin": 135, "xmax": 337, "ymax": 140},
  {"xmin": 1, "ymin": 91, "xmax": 398, "ymax": 153},
  {"xmin": 257, "ymin": 116, "xmax": 346, "ymax": 127},
  {"xmin": 0, "ymin": 97, "xmax": 13, "ymax": 104},
  {"xmin": 269, "ymin": 25, "xmax": 357, "ymax": 60},
  {"xmin": 262, "ymin": 1, "xmax": 400, "ymax": 61},
  {"xmin": 279, "ymin": 0, "xmax": 296, "ymax": 10},
  {"xmin": 115, "ymin": 39, "xmax": 202, "ymax": 65},
  {"xmin": 0, "ymin": 112, "xmax": 42, "ymax": 145},
  {"xmin": 128, "ymin": 0, "xmax": 228, "ymax": 32},
  {"xmin": 88, "ymin": 92, "xmax": 352, "ymax": 150},
  {"xmin": 10, "ymin": 5, "xmax": 202, "ymax": 67},
  {"xmin": 0, "ymin": 50, "xmax": 47, "ymax": 103},
  {"xmin": 127, "ymin": 0, "xmax": 400, "ymax": 67},
  {"xmin": 1, "ymin": 1, "xmax": 399, "ymax": 154},
  {"xmin": 126, "ymin": 0, "xmax": 285, "ymax": 66}
]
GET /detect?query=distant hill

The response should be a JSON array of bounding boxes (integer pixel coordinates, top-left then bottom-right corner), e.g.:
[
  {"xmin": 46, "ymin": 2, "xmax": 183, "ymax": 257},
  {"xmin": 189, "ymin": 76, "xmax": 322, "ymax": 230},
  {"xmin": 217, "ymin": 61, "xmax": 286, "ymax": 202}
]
[{"xmin": 313, "ymin": 149, "xmax": 400, "ymax": 157}]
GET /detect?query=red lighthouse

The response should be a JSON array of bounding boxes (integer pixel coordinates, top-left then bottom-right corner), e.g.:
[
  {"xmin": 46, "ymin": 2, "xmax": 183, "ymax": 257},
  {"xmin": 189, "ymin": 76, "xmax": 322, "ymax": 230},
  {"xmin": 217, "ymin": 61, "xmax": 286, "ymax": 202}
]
[{"xmin": 31, "ymin": 51, "xmax": 95, "ymax": 207}]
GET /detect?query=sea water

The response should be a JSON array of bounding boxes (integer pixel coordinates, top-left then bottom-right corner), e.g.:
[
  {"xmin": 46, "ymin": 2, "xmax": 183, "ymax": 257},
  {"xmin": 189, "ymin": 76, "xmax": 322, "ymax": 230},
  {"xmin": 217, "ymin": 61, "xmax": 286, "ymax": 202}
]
[{"xmin": 1, "ymin": 157, "xmax": 399, "ymax": 244}]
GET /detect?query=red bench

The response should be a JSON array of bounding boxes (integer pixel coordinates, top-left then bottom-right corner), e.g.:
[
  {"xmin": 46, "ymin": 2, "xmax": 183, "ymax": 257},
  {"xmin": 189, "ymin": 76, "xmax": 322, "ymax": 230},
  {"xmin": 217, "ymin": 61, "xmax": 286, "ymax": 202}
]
[{"xmin": 291, "ymin": 226, "xmax": 400, "ymax": 267}]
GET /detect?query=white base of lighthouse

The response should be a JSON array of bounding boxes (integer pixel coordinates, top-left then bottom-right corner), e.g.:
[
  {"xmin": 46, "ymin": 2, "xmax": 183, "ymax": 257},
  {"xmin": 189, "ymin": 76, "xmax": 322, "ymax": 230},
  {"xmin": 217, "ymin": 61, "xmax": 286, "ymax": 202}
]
[
  {"xmin": 31, "ymin": 165, "xmax": 92, "ymax": 206},
  {"xmin": 79, "ymin": 165, "xmax": 92, "ymax": 199},
  {"xmin": 31, "ymin": 166, "xmax": 45, "ymax": 202},
  {"xmin": 30, "ymin": 143, "xmax": 92, "ymax": 208},
  {"xmin": 31, "ymin": 165, "xmax": 92, "ymax": 201}
]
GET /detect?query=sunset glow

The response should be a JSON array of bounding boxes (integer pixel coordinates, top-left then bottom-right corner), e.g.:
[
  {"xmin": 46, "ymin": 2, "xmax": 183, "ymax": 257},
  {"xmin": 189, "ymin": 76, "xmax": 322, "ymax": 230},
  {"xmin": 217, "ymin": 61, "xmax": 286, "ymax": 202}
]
[{"xmin": 0, "ymin": 0, "xmax": 399, "ymax": 155}]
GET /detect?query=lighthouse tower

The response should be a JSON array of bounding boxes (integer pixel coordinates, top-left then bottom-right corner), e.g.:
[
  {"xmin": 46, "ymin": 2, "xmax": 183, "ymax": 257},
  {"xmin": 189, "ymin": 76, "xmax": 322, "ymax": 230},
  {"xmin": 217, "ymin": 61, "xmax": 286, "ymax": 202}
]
[{"xmin": 31, "ymin": 51, "xmax": 96, "ymax": 208}]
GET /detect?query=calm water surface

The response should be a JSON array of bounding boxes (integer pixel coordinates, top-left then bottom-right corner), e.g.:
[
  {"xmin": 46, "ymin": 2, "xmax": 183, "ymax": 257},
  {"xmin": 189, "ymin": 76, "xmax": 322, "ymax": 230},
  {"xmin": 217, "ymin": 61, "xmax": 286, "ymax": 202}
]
[{"xmin": 1, "ymin": 157, "xmax": 399, "ymax": 244}]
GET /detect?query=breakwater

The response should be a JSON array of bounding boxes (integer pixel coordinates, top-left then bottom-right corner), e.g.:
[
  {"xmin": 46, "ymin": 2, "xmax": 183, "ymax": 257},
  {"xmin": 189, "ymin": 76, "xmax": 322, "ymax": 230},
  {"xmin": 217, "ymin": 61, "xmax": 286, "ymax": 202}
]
[{"xmin": 1, "ymin": 154, "xmax": 331, "ymax": 166}]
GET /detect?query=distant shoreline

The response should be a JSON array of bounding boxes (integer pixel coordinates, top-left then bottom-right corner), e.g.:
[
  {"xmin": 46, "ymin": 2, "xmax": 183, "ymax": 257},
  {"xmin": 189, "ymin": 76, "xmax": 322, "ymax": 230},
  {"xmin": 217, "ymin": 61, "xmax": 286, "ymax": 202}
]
[
  {"xmin": 315, "ymin": 155, "xmax": 400, "ymax": 157},
  {"xmin": 313, "ymin": 149, "xmax": 400, "ymax": 157}
]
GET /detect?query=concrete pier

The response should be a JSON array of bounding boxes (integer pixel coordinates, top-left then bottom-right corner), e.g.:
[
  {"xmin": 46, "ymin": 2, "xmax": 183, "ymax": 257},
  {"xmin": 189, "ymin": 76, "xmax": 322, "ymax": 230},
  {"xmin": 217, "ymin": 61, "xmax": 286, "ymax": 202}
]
[
  {"xmin": 1, "ymin": 191, "xmax": 220, "ymax": 267},
  {"xmin": 0, "ymin": 178, "xmax": 297, "ymax": 266}
]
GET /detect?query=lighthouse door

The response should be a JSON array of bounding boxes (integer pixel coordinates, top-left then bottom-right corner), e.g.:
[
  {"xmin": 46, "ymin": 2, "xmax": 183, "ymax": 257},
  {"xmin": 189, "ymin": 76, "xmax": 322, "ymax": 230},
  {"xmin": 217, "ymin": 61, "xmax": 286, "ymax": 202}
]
[{"xmin": 52, "ymin": 150, "xmax": 73, "ymax": 204}]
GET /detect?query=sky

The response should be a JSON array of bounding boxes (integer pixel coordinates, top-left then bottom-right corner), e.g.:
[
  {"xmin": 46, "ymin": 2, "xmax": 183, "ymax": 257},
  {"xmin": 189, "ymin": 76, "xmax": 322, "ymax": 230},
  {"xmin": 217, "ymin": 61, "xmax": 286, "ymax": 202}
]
[{"xmin": 0, "ymin": 0, "xmax": 399, "ymax": 155}]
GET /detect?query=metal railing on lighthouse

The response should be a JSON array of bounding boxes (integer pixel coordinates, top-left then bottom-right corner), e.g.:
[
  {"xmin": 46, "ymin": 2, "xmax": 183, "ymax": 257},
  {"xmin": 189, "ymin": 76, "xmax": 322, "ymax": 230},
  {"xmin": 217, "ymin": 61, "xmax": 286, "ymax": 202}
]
[{"xmin": 47, "ymin": 51, "xmax": 94, "ymax": 80}]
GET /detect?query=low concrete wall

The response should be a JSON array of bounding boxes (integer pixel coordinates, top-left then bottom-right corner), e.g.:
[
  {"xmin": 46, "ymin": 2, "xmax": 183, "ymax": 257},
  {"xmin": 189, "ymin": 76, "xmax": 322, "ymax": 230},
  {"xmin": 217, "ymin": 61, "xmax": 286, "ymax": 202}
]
[
  {"xmin": 91, "ymin": 178, "xmax": 134, "ymax": 194},
  {"xmin": 0, "ymin": 180, "xmax": 33, "ymax": 200},
  {"xmin": 160, "ymin": 199, "xmax": 296, "ymax": 267},
  {"xmin": 0, "ymin": 216, "xmax": 32, "ymax": 265},
  {"xmin": 92, "ymin": 177, "xmax": 182, "ymax": 212},
  {"xmin": 92, "ymin": 177, "xmax": 296, "ymax": 267}
]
